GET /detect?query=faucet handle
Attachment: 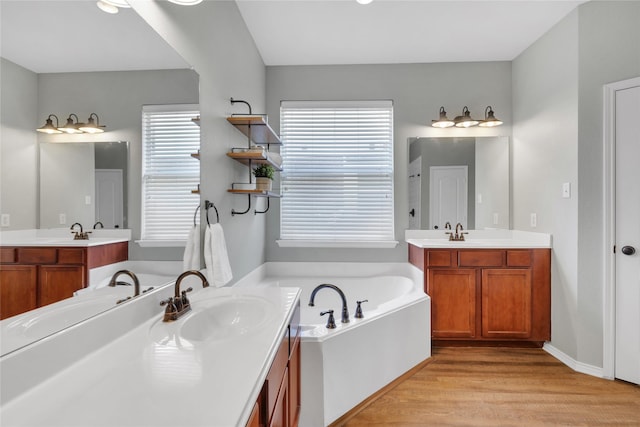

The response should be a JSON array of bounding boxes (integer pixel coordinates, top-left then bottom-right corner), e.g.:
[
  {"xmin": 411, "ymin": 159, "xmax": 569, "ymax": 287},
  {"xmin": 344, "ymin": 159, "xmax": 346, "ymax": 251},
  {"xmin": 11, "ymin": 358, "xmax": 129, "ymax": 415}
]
[
  {"xmin": 181, "ymin": 287, "xmax": 193, "ymax": 307},
  {"xmin": 355, "ymin": 300, "xmax": 368, "ymax": 319},
  {"xmin": 320, "ymin": 310, "xmax": 337, "ymax": 329},
  {"xmin": 160, "ymin": 297, "xmax": 178, "ymax": 322},
  {"xmin": 446, "ymin": 232, "xmax": 454, "ymax": 241}
]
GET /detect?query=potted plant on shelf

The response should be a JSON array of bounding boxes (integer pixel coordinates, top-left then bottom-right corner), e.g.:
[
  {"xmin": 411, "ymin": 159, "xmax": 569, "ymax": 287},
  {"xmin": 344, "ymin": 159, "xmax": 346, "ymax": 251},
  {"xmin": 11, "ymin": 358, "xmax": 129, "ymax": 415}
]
[{"xmin": 253, "ymin": 164, "xmax": 275, "ymax": 191}]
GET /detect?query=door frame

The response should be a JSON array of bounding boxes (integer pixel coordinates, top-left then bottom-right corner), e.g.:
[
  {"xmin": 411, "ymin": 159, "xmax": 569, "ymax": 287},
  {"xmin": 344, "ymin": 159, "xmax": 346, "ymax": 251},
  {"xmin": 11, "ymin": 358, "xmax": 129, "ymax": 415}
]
[{"xmin": 602, "ymin": 76, "xmax": 640, "ymax": 379}]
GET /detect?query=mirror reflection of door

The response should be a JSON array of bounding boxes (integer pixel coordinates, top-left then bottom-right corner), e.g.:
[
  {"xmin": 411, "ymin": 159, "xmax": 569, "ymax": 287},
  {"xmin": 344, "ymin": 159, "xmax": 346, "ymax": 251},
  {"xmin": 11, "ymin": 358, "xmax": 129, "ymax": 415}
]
[
  {"xmin": 95, "ymin": 169, "xmax": 123, "ymax": 228},
  {"xmin": 408, "ymin": 156, "xmax": 422, "ymax": 229},
  {"xmin": 429, "ymin": 165, "xmax": 468, "ymax": 229}
]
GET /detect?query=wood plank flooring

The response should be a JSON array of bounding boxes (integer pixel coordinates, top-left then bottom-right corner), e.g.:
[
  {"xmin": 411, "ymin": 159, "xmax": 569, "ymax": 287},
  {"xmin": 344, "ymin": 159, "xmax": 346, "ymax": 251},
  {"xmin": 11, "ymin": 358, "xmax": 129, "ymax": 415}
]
[{"xmin": 339, "ymin": 347, "xmax": 640, "ymax": 426}]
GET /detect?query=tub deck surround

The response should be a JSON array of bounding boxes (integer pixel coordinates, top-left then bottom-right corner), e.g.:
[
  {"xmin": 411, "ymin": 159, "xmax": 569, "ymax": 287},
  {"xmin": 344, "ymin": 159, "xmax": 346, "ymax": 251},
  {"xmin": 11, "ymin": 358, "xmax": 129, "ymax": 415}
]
[
  {"xmin": 0, "ymin": 285, "xmax": 301, "ymax": 426},
  {"xmin": 405, "ymin": 229, "xmax": 552, "ymax": 249},
  {"xmin": 233, "ymin": 262, "xmax": 431, "ymax": 426}
]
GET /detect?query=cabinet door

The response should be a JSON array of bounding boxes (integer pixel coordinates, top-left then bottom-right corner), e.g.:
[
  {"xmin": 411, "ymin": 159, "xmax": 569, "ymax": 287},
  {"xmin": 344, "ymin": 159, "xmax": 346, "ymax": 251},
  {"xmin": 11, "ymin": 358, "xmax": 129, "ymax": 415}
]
[
  {"xmin": 0, "ymin": 265, "xmax": 37, "ymax": 320},
  {"xmin": 246, "ymin": 401, "xmax": 261, "ymax": 427},
  {"xmin": 427, "ymin": 269, "xmax": 477, "ymax": 338},
  {"xmin": 269, "ymin": 368, "xmax": 289, "ymax": 427},
  {"xmin": 38, "ymin": 265, "xmax": 85, "ymax": 307},
  {"xmin": 481, "ymin": 269, "xmax": 532, "ymax": 339},
  {"xmin": 288, "ymin": 339, "xmax": 301, "ymax": 427}
]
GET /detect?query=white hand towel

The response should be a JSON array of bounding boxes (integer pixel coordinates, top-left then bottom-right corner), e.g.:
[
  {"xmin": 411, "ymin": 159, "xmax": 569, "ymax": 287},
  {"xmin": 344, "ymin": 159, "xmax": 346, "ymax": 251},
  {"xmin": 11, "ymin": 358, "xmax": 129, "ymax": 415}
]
[
  {"xmin": 204, "ymin": 223, "xmax": 233, "ymax": 287},
  {"xmin": 182, "ymin": 225, "xmax": 201, "ymax": 271}
]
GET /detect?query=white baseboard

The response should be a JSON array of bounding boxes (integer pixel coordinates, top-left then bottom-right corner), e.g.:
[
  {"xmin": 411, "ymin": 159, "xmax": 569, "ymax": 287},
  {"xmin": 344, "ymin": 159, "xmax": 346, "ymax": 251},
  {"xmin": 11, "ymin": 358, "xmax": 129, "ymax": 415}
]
[{"xmin": 543, "ymin": 343, "xmax": 605, "ymax": 379}]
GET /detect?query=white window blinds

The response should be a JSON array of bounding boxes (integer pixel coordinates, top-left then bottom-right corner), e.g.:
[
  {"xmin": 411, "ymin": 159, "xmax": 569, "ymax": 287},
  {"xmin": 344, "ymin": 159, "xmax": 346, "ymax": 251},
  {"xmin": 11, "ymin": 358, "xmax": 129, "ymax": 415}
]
[
  {"xmin": 141, "ymin": 104, "xmax": 200, "ymax": 243},
  {"xmin": 280, "ymin": 100, "xmax": 394, "ymax": 243}
]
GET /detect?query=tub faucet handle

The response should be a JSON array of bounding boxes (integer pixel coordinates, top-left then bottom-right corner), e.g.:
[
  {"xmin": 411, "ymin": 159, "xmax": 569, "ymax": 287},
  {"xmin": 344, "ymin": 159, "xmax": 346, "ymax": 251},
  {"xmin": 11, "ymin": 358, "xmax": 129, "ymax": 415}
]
[
  {"xmin": 355, "ymin": 300, "xmax": 368, "ymax": 319},
  {"xmin": 320, "ymin": 310, "xmax": 337, "ymax": 329}
]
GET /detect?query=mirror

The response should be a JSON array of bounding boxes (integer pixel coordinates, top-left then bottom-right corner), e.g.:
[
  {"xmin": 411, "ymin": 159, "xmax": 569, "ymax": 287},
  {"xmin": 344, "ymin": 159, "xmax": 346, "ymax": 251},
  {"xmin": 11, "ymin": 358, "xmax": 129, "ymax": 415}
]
[
  {"xmin": 408, "ymin": 136, "xmax": 510, "ymax": 230},
  {"xmin": 40, "ymin": 141, "xmax": 128, "ymax": 229}
]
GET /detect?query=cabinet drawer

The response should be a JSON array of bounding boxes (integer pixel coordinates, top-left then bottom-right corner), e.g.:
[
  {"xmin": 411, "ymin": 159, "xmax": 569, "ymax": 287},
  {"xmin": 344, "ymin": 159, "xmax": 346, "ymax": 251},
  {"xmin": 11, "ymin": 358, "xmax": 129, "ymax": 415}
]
[
  {"xmin": 58, "ymin": 248, "xmax": 85, "ymax": 265},
  {"xmin": 426, "ymin": 250, "xmax": 454, "ymax": 267},
  {"xmin": 458, "ymin": 250, "xmax": 503, "ymax": 267},
  {"xmin": 507, "ymin": 250, "xmax": 532, "ymax": 267},
  {"xmin": 17, "ymin": 248, "xmax": 57, "ymax": 264},
  {"xmin": 0, "ymin": 247, "xmax": 16, "ymax": 264}
]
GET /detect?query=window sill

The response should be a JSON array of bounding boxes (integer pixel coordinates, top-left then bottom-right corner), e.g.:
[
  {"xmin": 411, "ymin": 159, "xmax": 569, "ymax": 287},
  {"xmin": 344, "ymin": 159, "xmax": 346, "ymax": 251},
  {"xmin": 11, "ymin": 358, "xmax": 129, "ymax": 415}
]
[
  {"xmin": 276, "ymin": 240, "xmax": 398, "ymax": 249},
  {"xmin": 136, "ymin": 240, "xmax": 186, "ymax": 248}
]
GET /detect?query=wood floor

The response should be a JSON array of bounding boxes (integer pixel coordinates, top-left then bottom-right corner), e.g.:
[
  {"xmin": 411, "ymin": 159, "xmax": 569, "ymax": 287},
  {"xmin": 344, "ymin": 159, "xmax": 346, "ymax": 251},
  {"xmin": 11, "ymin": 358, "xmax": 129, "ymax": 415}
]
[{"xmin": 339, "ymin": 347, "xmax": 640, "ymax": 426}]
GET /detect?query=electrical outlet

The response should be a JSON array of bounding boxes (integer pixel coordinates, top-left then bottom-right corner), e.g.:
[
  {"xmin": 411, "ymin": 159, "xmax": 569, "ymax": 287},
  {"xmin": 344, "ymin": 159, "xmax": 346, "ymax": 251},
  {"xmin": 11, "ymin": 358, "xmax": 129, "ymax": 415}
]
[
  {"xmin": 59, "ymin": 213, "xmax": 66, "ymax": 225},
  {"xmin": 562, "ymin": 182, "xmax": 571, "ymax": 199},
  {"xmin": 85, "ymin": 195, "xmax": 91, "ymax": 205},
  {"xmin": 530, "ymin": 213, "xmax": 537, "ymax": 228},
  {"xmin": 477, "ymin": 193, "xmax": 483, "ymax": 204},
  {"xmin": 493, "ymin": 213, "xmax": 499, "ymax": 225},
  {"xmin": 1, "ymin": 214, "xmax": 10, "ymax": 227}
]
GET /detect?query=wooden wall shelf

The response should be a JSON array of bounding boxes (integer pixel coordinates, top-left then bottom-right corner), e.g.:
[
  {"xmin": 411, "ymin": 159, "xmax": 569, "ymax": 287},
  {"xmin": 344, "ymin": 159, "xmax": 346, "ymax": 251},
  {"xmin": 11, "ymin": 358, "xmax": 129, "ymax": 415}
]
[
  {"xmin": 227, "ymin": 189, "xmax": 281, "ymax": 198},
  {"xmin": 226, "ymin": 151, "xmax": 282, "ymax": 170},
  {"xmin": 226, "ymin": 116, "xmax": 282, "ymax": 145}
]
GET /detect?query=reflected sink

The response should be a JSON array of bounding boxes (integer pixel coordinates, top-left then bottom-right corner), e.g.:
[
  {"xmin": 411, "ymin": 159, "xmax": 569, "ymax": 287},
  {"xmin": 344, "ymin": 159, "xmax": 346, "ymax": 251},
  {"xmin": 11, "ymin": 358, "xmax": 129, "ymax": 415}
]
[{"xmin": 179, "ymin": 295, "xmax": 275, "ymax": 342}]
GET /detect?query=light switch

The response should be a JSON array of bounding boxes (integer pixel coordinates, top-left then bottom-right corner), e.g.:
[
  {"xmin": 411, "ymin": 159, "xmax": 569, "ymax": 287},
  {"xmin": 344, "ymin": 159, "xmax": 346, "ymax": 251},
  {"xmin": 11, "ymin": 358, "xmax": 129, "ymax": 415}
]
[
  {"xmin": 493, "ymin": 213, "xmax": 499, "ymax": 225},
  {"xmin": 530, "ymin": 213, "xmax": 537, "ymax": 228},
  {"xmin": 1, "ymin": 214, "xmax": 10, "ymax": 227},
  {"xmin": 59, "ymin": 213, "xmax": 66, "ymax": 225},
  {"xmin": 477, "ymin": 193, "xmax": 483, "ymax": 204},
  {"xmin": 85, "ymin": 195, "xmax": 92, "ymax": 205},
  {"xmin": 562, "ymin": 182, "xmax": 571, "ymax": 199}
]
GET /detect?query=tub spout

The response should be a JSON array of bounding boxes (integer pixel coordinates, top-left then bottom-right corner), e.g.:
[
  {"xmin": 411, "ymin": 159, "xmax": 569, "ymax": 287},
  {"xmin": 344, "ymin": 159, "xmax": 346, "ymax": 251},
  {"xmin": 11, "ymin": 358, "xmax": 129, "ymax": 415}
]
[
  {"xmin": 108, "ymin": 270, "xmax": 140, "ymax": 304},
  {"xmin": 309, "ymin": 283, "xmax": 350, "ymax": 323}
]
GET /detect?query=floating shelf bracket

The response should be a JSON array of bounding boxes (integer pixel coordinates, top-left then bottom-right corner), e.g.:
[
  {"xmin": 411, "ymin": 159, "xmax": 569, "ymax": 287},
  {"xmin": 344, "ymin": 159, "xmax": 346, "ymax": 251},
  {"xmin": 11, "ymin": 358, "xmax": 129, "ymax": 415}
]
[
  {"xmin": 232, "ymin": 194, "xmax": 252, "ymax": 216},
  {"xmin": 254, "ymin": 197, "xmax": 270, "ymax": 215}
]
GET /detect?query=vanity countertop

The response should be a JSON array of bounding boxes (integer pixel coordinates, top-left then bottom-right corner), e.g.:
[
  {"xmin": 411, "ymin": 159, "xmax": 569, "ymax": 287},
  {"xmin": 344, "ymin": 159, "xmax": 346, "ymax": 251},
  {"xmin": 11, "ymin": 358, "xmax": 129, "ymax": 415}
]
[
  {"xmin": 0, "ymin": 285, "xmax": 301, "ymax": 427},
  {"xmin": 0, "ymin": 229, "xmax": 131, "ymax": 247},
  {"xmin": 405, "ymin": 229, "xmax": 552, "ymax": 249}
]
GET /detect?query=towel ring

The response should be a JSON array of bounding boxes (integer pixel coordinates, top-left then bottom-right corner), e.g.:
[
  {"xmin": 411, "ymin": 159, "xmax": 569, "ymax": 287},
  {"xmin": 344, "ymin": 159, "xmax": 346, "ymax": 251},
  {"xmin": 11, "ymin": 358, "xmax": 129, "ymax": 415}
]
[
  {"xmin": 193, "ymin": 204, "xmax": 201, "ymax": 226},
  {"xmin": 204, "ymin": 200, "xmax": 219, "ymax": 225}
]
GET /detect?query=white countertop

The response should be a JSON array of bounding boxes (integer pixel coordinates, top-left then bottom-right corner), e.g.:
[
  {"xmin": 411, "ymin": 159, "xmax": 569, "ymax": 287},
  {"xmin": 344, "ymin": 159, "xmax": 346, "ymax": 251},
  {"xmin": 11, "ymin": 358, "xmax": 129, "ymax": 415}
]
[
  {"xmin": 0, "ymin": 228, "xmax": 131, "ymax": 247},
  {"xmin": 0, "ymin": 286, "xmax": 301, "ymax": 427},
  {"xmin": 405, "ymin": 229, "xmax": 552, "ymax": 249}
]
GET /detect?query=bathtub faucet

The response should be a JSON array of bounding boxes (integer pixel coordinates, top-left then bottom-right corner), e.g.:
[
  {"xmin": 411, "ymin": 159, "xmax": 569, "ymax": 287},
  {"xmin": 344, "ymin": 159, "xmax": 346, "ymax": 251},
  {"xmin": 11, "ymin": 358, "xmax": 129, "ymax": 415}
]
[
  {"xmin": 108, "ymin": 270, "xmax": 140, "ymax": 304},
  {"xmin": 309, "ymin": 284, "xmax": 350, "ymax": 324}
]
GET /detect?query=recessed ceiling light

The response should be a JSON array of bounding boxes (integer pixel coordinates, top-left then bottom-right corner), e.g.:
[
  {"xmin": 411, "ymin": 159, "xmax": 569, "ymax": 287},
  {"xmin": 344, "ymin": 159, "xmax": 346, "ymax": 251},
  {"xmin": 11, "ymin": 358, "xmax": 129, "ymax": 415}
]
[
  {"xmin": 96, "ymin": 1, "xmax": 118, "ymax": 14},
  {"xmin": 167, "ymin": 0, "xmax": 203, "ymax": 5},
  {"xmin": 357, "ymin": 0, "xmax": 373, "ymax": 4},
  {"xmin": 101, "ymin": 0, "xmax": 131, "ymax": 7}
]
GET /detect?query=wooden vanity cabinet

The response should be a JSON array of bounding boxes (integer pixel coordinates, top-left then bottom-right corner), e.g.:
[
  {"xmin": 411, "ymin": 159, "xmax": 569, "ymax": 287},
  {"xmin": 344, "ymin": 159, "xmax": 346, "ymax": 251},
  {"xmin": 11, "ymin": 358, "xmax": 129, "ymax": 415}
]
[
  {"xmin": 248, "ymin": 301, "xmax": 301, "ymax": 427},
  {"xmin": 409, "ymin": 245, "xmax": 550, "ymax": 346},
  {"xmin": 0, "ymin": 242, "xmax": 128, "ymax": 320}
]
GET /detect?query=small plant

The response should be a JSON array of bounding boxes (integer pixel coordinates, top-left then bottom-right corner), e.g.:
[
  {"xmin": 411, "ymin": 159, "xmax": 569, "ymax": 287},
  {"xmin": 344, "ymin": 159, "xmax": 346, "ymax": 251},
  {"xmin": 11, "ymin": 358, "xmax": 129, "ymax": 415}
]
[{"xmin": 253, "ymin": 164, "xmax": 275, "ymax": 180}]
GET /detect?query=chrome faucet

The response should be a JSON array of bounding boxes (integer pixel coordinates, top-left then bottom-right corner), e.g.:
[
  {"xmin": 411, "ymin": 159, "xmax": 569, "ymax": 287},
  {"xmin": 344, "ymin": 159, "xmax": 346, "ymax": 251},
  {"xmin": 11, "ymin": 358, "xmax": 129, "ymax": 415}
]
[
  {"xmin": 309, "ymin": 284, "xmax": 350, "ymax": 324},
  {"xmin": 70, "ymin": 222, "xmax": 91, "ymax": 240},
  {"xmin": 109, "ymin": 270, "xmax": 140, "ymax": 304},
  {"xmin": 160, "ymin": 270, "xmax": 209, "ymax": 322}
]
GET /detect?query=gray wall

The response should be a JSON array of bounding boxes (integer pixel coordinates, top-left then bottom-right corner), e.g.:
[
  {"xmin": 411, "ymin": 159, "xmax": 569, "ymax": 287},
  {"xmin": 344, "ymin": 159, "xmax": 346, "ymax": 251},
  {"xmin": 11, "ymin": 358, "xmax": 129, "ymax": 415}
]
[
  {"xmin": 513, "ymin": 1, "xmax": 640, "ymax": 368},
  {"xmin": 265, "ymin": 62, "xmax": 512, "ymax": 262},
  {"xmin": 131, "ymin": 0, "xmax": 269, "ymax": 282},
  {"xmin": 0, "ymin": 58, "xmax": 38, "ymax": 230},
  {"xmin": 37, "ymin": 69, "xmax": 199, "ymax": 260}
]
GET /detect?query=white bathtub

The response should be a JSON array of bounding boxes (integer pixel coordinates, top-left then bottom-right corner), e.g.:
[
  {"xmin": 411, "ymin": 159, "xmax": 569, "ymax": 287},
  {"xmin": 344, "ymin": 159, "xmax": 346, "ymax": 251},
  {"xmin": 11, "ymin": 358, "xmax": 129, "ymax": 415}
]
[{"xmin": 234, "ymin": 262, "xmax": 431, "ymax": 426}]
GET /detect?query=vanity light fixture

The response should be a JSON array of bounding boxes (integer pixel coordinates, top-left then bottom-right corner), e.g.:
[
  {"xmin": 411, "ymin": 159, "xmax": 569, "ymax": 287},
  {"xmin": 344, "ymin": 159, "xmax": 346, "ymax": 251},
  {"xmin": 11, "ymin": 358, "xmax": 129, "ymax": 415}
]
[
  {"xmin": 453, "ymin": 106, "xmax": 479, "ymax": 128},
  {"xmin": 37, "ymin": 114, "xmax": 63, "ymax": 134},
  {"xmin": 58, "ymin": 114, "xmax": 84, "ymax": 134},
  {"xmin": 478, "ymin": 106, "xmax": 503, "ymax": 127},
  {"xmin": 96, "ymin": 1, "xmax": 119, "ymax": 14},
  {"xmin": 78, "ymin": 113, "xmax": 106, "ymax": 134},
  {"xmin": 431, "ymin": 107, "xmax": 455, "ymax": 128}
]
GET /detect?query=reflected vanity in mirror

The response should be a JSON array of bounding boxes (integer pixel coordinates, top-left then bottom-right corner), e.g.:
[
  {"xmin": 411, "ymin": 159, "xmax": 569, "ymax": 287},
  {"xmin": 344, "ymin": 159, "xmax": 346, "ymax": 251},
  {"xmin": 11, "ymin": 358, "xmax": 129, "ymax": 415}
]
[
  {"xmin": 39, "ymin": 141, "xmax": 129, "ymax": 229},
  {"xmin": 408, "ymin": 136, "xmax": 510, "ymax": 230}
]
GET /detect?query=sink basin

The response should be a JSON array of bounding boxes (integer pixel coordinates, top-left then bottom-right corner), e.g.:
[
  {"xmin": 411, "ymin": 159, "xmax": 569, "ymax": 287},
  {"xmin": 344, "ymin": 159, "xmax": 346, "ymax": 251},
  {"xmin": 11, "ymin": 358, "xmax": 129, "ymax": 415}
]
[{"xmin": 179, "ymin": 295, "xmax": 275, "ymax": 342}]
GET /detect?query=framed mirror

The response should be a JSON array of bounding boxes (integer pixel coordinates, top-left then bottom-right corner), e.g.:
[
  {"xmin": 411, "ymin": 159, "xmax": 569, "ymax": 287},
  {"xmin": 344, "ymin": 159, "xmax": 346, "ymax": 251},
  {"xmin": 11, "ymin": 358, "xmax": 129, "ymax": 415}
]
[{"xmin": 408, "ymin": 136, "xmax": 510, "ymax": 230}]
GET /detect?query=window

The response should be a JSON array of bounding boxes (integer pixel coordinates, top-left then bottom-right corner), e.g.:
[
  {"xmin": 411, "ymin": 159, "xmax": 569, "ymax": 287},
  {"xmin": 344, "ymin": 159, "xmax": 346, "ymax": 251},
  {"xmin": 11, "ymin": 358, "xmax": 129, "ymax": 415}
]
[
  {"xmin": 279, "ymin": 100, "xmax": 395, "ymax": 247},
  {"xmin": 140, "ymin": 104, "xmax": 200, "ymax": 246}
]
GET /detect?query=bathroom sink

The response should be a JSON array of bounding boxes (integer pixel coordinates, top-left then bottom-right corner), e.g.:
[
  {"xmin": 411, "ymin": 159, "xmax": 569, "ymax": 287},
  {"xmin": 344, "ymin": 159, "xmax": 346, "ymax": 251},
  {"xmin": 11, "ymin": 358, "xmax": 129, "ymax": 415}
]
[{"xmin": 179, "ymin": 295, "xmax": 275, "ymax": 342}]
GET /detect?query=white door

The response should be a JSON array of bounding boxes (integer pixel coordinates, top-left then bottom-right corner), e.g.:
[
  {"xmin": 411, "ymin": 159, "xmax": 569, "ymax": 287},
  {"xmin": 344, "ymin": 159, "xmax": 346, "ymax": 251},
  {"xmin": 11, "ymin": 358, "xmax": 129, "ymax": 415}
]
[
  {"xmin": 429, "ymin": 166, "xmax": 467, "ymax": 230},
  {"xmin": 95, "ymin": 169, "xmax": 123, "ymax": 228},
  {"xmin": 615, "ymin": 85, "xmax": 640, "ymax": 385},
  {"xmin": 408, "ymin": 157, "xmax": 421, "ymax": 229}
]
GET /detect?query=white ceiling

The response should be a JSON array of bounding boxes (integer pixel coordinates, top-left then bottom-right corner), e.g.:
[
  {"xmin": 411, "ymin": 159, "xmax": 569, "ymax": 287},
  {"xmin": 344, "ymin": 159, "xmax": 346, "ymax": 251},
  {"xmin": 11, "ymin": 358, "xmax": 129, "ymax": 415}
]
[{"xmin": 0, "ymin": 0, "xmax": 584, "ymax": 73}]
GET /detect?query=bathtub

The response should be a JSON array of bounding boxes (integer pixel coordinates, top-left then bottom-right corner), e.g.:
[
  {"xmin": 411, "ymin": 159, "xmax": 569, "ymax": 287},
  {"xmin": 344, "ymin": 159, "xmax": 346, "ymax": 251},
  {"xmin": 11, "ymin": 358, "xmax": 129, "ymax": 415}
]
[{"xmin": 234, "ymin": 262, "xmax": 431, "ymax": 426}]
